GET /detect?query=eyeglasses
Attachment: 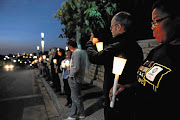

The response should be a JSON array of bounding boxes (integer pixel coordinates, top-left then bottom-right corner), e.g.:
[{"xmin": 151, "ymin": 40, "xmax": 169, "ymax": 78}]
[
  {"xmin": 151, "ymin": 16, "xmax": 171, "ymax": 26},
  {"xmin": 110, "ymin": 24, "xmax": 118, "ymax": 30}
]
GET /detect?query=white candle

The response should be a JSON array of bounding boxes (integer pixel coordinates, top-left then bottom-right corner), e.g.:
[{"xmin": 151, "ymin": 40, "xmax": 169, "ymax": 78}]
[
  {"xmin": 61, "ymin": 62, "xmax": 66, "ymax": 68},
  {"xmin": 96, "ymin": 42, "xmax": 103, "ymax": 52},
  {"xmin": 110, "ymin": 57, "xmax": 127, "ymax": 108},
  {"xmin": 53, "ymin": 59, "xmax": 57, "ymax": 64},
  {"xmin": 65, "ymin": 60, "xmax": 70, "ymax": 67}
]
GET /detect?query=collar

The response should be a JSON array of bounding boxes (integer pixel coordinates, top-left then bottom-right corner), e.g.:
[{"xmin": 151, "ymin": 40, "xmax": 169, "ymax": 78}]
[{"xmin": 110, "ymin": 32, "xmax": 130, "ymax": 44}]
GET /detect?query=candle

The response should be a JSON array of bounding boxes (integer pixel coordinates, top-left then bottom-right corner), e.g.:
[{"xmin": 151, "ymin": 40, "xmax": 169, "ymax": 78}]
[
  {"xmin": 62, "ymin": 62, "xmax": 66, "ymax": 68},
  {"xmin": 110, "ymin": 57, "xmax": 127, "ymax": 108},
  {"xmin": 53, "ymin": 59, "xmax": 57, "ymax": 64},
  {"xmin": 96, "ymin": 42, "xmax": 103, "ymax": 52},
  {"xmin": 43, "ymin": 55, "xmax": 46, "ymax": 59},
  {"xmin": 65, "ymin": 60, "xmax": 70, "ymax": 67}
]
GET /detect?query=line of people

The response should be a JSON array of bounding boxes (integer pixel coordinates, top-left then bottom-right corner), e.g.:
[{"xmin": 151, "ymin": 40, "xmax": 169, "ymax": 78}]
[
  {"xmin": 37, "ymin": 0, "xmax": 180, "ymax": 120},
  {"xmin": 37, "ymin": 40, "xmax": 87, "ymax": 120},
  {"xmin": 86, "ymin": 0, "xmax": 180, "ymax": 120}
]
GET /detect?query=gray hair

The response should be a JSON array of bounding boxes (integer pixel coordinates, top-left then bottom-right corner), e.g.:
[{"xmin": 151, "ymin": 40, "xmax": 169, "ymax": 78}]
[{"xmin": 113, "ymin": 11, "xmax": 134, "ymax": 32}]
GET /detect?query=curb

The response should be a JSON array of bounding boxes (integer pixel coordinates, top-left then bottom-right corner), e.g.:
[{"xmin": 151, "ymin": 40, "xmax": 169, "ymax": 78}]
[{"xmin": 40, "ymin": 77, "xmax": 63, "ymax": 119}]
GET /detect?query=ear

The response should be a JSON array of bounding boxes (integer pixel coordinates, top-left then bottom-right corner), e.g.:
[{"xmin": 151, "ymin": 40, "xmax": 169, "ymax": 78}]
[
  {"xmin": 68, "ymin": 45, "xmax": 73, "ymax": 50},
  {"xmin": 117, "ymin": 24, "xmax": 125, "ymax": 33},
  {"xmin": 117, "ymin": 24, "xmax": 122, "ymax": 29}
]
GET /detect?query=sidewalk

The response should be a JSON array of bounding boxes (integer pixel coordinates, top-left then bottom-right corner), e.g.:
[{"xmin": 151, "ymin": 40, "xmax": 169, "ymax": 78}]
[{"xmin": 39, "ymin": 73, "xmax": 104, "ymax": 120}]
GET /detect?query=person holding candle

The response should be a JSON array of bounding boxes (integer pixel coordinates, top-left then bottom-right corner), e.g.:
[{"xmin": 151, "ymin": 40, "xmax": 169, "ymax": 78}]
[
  {"xmin": 135, "ymin": 0, "xmax": 180, "ymax": 119},
  {"xmin": 61, "ymin": 50, "xmax": 72, "ymax": 108},
  {"xmin": 50, "ymin": 47, "xmax": 61, "ymax": 93},
  {"xmin": 86, "ymin": 11, "xmax": 143, "ymax": 120},
  {"xmin": 65, "ymin": 40, "xmax": 86, "ymax": 120},
  {"xmin": 56, "ymin": 48, "xmax": 66, "ymax": 95}
]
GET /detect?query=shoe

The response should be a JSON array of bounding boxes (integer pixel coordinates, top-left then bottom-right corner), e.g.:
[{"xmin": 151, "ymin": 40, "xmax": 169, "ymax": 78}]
[
  {"xmin": 64, "ymin": 116, "xmax": 76, "ymax": 120},
  {"xmin": 78, "ymin": 115, "xmax": 85, "ymax": 119}
]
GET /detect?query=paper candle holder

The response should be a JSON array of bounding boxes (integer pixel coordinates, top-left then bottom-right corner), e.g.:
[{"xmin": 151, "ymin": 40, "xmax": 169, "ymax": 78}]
[
  {"xmin": 110, "ymin": 57, "xmax": 127, "ymax": 108},
  {"xmin": 112, "ymin": 57, "xmax": 127, "ymax": 75},
  {"xmin": 96, "ymin": 42, "xmax": 103, "ymax": 52},
  {"xmin": 53, "ymin": 59, "xmax": 57, "ymax": 64}
]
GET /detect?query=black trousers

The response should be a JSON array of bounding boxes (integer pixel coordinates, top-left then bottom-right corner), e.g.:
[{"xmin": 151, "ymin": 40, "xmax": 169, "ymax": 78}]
[
  {"xmin": 103, "ymin": 93, "xmax": 135, "ymax": 120},
  {"xmin": 63, "ymin": 79, "xmax": 72, "ymax": 104},
  {"xmin": 51, "ymin": 72, "xmax": 61, "ymax": 91}
]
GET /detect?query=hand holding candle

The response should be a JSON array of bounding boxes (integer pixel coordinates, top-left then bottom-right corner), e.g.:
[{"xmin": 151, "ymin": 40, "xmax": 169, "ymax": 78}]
[
  {"xmin": 53, "ymin": 59, "xmax": 57, "ymax": 64},
  {"xmin": 61, "ymin": 62, "xmax": 66, "ymax": 68},
  {"xmin": 110, "ymin": 57, "xmax": 127, "ymax": 108},
  {"xmin": 65, "ymin": 60, "xmax": 70, "ymax": 67}
]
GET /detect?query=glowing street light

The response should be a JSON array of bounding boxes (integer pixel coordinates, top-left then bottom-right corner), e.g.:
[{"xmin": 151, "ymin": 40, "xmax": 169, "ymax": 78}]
[
  {"xmin": 110, "ymin": 57, "xmax": 127, "ymax": 108},
  {"xmin": 41, "ymin": 32, "xmax": 45, "ymax": 53},
  {"xmin": 41, "ymin": 32, "xmax": 44, "ymax": 39},
  {"xmin": 37, "ymin": 46, "xmax": 39, "ymax": 51}
]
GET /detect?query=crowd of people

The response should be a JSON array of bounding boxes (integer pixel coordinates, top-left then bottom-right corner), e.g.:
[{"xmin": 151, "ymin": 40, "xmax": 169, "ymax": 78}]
[
  {"xmin": 37, "ymin": 40, "xmax": 86, "ymax": 120},
  {"xmin": 37, "ymin": 0, "xmax": 180, "ymax": 120}
]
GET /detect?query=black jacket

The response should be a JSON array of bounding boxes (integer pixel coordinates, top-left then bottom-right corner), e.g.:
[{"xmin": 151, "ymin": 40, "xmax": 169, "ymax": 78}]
[
  {"xmin": 136, "ymin": 43, "xmax": 180, "ymax": 119},
  {"xmin": 86, "ymin": 32, "xmax": 143, "ymax": 106}
]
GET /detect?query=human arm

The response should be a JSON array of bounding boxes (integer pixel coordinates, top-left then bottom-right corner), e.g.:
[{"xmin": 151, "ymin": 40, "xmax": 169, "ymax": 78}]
[
  {"xmin": 109, "ymin": 82, "xmax": 137, "ymax": 101},
  {"xmin": 86, "ymin": 34, "xmax": 120, "ymax": 65},
  {"xmin": 69, "ymin": 51, "xmax": 81, "ymax": 78}
]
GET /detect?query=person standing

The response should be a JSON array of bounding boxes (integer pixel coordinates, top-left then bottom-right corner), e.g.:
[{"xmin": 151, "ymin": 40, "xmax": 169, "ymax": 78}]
[
  {"xmin": 61, "ymin": 50, "xmax": 72, "ymax": 108},
  {"xmin": 86, "ymin": 11, "xmax": 143, "ymax": 120},
  {"xmin": 65, "ymin": 40, "xmax": 86, "ymax": 120},
  {"xmin": 50, "ymin": 47, "xmax": 61, "ymax": 92},
  {"xmin": 136, "ymin": 0, "xmax": 180, "ymax": 119},
  {"xmin": 56, "ymin": 48, "xmax": 66, "ymax": 95}
]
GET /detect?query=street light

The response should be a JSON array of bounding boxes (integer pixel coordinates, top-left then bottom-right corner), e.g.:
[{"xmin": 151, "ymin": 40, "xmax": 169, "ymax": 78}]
[
  {"xmin": 41, "ymin": 32, "xmax": 44, "ymax": 53},
  {"xmin": 37, "ymin": 46, "xmax": 39, "ymax": 51},
  {"xmin": 37, "ymin": 46, "xmax": 39, "ymax": 58}
]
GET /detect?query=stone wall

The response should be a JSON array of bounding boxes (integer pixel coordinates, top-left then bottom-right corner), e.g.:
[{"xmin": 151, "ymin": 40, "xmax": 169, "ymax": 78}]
[
  {"xmin": 137, "ymin": 39, "xmax": 160, "ymax": 59},
  {"xmin": 84, "ymin": 39, "xmax": 160, "ymax": 88}
]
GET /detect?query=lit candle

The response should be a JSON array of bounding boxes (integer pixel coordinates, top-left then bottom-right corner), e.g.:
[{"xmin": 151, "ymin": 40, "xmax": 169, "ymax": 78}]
[
  {"xmin": 53, "ymin": 59, "xmax": 57, "ymax": 64},
  {"xmin": 110, "ymin": 57, "xmax": 127, "ymax": 108},
  {"xmin": 43, "ymin": 55, "xmax": 46, "ymax": 59},
  {"xmin": 62, "ymin": 62, "xmax": 66, "ymax": 68},
  {"xmin": 65, "ymin": 60, "xmax": 70, "ymax": 67},
  {"xmin": 96, "ymin": 42, "xmax": 103, "ymax": 52}
]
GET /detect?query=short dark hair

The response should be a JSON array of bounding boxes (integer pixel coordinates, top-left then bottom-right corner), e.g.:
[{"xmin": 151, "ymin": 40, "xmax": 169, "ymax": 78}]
[
  {"xmin": 66, "ymin": 40, "xmax": 77, "ymax": 48},
  {"xmin": 152, "ymin": 0, "xmax": 180, "ymax": 17},
  {"xmin": 114, "ymin": 11, "xmax": 134, "ymax": 32}
]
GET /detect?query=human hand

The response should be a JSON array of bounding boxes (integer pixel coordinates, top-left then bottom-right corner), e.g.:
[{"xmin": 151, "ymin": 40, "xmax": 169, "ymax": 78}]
[
  {"xmin": 109, "ymin": 84, "xmax": 125, "ymax": 101},
  {"xmin": 90, "ymin": 33, "xmax": 99, "ymax": 45}
]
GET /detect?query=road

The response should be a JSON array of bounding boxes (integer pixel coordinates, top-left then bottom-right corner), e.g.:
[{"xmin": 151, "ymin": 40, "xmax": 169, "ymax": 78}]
[{"xmin": 0, "ymin": 67, "xmax": 43, "ymax": 120}]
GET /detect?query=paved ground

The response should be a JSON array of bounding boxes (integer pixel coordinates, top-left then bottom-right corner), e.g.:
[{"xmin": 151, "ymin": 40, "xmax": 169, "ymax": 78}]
[
  {"xmin": 38, "ymin": 71, "xmax": 105, "ymax": 120},
  {"xmin": 0, "ymin": 68, "xmax": 45, "ymax": 120}
]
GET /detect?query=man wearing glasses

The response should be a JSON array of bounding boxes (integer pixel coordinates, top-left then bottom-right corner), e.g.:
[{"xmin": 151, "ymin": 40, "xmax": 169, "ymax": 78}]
[{"xmin": 86, "ymin": 11, "xmax": 143, "ymax": 120}]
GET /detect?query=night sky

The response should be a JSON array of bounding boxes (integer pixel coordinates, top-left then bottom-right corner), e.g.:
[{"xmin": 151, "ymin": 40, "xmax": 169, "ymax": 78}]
[{"xmin": 0, "ymin": 0, "xmax": 67, "ymax": 55}]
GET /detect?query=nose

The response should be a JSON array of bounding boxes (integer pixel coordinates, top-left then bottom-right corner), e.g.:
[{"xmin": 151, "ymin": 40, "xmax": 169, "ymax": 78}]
[{"xmin": 151, "ymin": 26, "xmax": 155, "ymax": 31}]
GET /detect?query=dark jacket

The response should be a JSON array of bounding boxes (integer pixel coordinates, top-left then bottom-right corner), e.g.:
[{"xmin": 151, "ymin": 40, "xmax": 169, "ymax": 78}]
[
  {"xmin": 136, "ymin": 43, "xmax": 180, "ymax": 119},
  {"xmin": 86, "ymin": 32, "xmax": 143, "ymax": 107}
]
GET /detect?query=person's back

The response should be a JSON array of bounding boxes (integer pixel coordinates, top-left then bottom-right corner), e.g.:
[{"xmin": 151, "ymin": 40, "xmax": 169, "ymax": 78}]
[{"xmin": 70, "ymin": 49, "xmax": 86, "ymax": 83}]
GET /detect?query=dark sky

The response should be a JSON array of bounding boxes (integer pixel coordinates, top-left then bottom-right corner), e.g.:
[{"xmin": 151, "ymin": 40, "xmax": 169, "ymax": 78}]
[{"xmin": 0, "ymin": 0, "xmax": 67, "ymax": 55}]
